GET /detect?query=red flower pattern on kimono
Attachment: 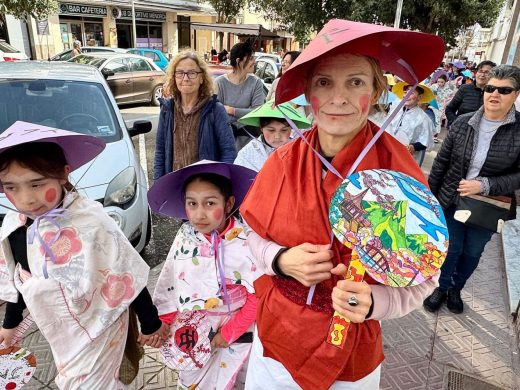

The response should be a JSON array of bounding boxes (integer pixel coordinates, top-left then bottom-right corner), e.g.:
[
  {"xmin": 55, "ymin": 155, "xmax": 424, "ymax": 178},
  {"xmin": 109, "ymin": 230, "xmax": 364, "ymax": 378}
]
[
  {"xmin": 101, "ymin": 273, "xmax": 135, "ymax": 308},
  {"xmin": 40, "ymin": 227, "xmax": 82, "ymax": 265}
]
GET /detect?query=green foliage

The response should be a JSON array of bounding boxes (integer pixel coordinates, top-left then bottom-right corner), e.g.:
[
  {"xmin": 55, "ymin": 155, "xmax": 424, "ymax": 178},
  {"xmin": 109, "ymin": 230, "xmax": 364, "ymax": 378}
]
[
  {"xmin": 249, "ymin": 0, "xmax": 503, "ymax": 46},
  {"xmin": 0, "ymin": 0, "xmax": 58, "ymax": 20},
  {"xmin": 201, "ymin": 0, "xmax": 246, "ymax": 23},
  {"xmin": 363, "ymin": 200, "xmax": 407, "ymax": 251}
]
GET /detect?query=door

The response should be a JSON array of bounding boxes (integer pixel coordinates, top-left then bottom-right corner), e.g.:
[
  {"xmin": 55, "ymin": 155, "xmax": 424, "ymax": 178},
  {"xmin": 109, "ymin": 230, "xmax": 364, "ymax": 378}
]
[
  {"xmin": 117, "ymin": 24, "xmax": 132, "ymax": 49},
  {"xmin": 177, "ymin": 16, "xmax": 191, "ymax": 49},
  {"xmin": 103, "ymin": 58, "xmax": 133, "ymax": 104},
  {"xmin": 128, "ymin": 57, "xmax": 156, "ymax": 102}
]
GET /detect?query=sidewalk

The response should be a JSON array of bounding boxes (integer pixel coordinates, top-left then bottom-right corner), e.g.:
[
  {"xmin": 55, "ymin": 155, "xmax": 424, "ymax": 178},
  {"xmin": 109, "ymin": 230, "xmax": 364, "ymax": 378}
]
[{"xmin": 3, "ymin": 232, "xmax": 518, "ymax": 390}]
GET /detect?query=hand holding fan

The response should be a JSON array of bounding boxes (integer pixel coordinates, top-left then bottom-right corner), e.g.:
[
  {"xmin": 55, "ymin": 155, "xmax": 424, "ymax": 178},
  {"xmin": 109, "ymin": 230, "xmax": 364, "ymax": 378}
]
[{"xmin": 326, "ymin": 169, "xmax": 449, "ymax": 348}]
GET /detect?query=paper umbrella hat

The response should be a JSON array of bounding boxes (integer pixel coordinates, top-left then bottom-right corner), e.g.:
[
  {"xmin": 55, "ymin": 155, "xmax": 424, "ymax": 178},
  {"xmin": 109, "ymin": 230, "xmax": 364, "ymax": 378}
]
[
  {"xmin": 148, "ymin": 160, "xmax": 257, "ymax": 219},
  {"xmin": 275, "ymin": 19, "xmax": 444, "ymax": 104},
  {"xmin": 392, "ymin": 82, "xmax": 436, "ymax": 105},
  {"xmin": 329, "ymin": 169, "xmax": 449, "ymax": 287},
  {"xmin": 238, "ymin": 100, "xmax": 311, "ymax": 129},
  {"xmin": 0, "ymin": 121, "xmax": 105, "ymax": 192}
]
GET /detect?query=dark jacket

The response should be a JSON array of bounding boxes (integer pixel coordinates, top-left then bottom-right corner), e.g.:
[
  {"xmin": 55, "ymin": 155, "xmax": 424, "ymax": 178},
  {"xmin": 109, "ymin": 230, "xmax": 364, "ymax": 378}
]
[
  {"xmin": 445, "ymin": 82, "xmax": 484, "ymax": 125},
  {"xmin": 153, "ymin": 95, "xmax": 237, "ymax": 179},
  {"xmin": 428, "ymin": 107, "xmax": 520, "ymax": 211}
]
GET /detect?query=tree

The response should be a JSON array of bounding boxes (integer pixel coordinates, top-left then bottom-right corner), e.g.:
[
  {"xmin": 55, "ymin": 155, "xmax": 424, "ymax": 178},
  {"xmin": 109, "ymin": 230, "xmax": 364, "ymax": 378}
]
[
  {"xmin": 200, "ymin": 0, "xmax": 247, "ymax": 50},
  {"xmin": 0, "ymin": 0, "xmax": 58, "ymax": 21},
  {"xmin": 249, "ymin": 0, "xmax": 503, "ymax": 47}
]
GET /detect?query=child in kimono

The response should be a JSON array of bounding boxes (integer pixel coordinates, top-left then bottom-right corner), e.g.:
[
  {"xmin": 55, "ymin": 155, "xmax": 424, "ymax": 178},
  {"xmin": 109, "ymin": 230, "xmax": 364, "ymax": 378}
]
[
  {"xmin": 234, "ymin": 100, "xmax": 311, "ymax": 172},
  {"xmin": 0, "ymin": 121, "xmax": 169, "ymax": 389},
  {"xmin": 149, "ymin": 160, "xmax": 261, "ymax": 390}
]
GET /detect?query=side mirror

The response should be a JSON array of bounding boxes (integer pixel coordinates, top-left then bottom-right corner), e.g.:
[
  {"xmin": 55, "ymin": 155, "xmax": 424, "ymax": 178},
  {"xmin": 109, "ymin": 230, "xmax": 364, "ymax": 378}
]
[
  {"xmin": 102, "ymin": 68, "xmax": 115, "ymax": 79},
  {"xmin": 127, "ymin": 120, "xmax": 152, "ymax": 137}
]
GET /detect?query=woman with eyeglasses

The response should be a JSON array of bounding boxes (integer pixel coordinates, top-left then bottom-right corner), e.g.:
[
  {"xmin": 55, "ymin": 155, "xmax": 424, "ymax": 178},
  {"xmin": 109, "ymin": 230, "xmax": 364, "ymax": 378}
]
[
  {"xmin": 425, "ymin": 65, "xmax": 520, "ymax": 314},
  {"xmin": 266, "ymin": 51, "xmax": 301, "ymax": 101},
  {"xmin": 153, "ymin": 50, "xmax": 237, "ymax": 180}
]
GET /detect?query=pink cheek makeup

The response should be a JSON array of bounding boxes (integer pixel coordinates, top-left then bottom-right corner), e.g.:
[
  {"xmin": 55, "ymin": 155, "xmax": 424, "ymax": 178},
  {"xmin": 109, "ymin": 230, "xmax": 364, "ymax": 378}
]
[
  {"xmin": 45, "ymin": 188, "xmax": 57, "ymax": 203},
  {"xmin": 359, "ymin": 94, "xmax": 371, "ymax": 114},
  {"xmin": 212, "ymin": 208, "xmax": 223, "ymax": 221}
]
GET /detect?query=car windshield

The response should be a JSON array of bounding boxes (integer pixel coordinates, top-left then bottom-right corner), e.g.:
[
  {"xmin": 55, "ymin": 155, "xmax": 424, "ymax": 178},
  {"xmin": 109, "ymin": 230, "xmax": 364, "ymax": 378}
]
[
  {"xmin": 0, "ymin": 41, "xmax": 19, "ymax": 53},
  {"xmin": 0, "ymin": 79, "xmax": 122, "ymax": 143},
  {"xmin": 69, "ymin": 55, "xmax": 107, "ymax": 68}
]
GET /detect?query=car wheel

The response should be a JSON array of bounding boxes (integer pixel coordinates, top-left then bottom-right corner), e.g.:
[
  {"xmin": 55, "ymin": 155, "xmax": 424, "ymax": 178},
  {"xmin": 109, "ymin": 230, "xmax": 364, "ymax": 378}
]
[{"xmin": 151, "ymin": 85, "xmax": 162, "ymax": 106}]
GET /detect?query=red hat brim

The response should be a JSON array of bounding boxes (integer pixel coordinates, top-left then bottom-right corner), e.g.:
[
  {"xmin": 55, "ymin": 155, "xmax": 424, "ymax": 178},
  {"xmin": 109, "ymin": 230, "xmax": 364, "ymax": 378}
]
[{"xmin": 275, "ymin": 19, "xmax": 445, "ymax": 105}]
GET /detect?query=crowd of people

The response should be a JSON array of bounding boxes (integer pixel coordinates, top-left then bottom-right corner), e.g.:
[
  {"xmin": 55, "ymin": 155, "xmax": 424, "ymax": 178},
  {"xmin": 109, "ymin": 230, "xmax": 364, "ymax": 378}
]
[{"xmin": 0, "ymin": 18, "xmax": 519, "ymax": 390}]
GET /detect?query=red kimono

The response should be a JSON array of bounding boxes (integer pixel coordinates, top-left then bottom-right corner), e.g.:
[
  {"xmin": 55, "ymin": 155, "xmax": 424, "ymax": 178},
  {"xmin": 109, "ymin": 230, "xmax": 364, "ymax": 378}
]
[{"xmin": 240, "ymin": 122, "xmax": 427, "ymax": 389}]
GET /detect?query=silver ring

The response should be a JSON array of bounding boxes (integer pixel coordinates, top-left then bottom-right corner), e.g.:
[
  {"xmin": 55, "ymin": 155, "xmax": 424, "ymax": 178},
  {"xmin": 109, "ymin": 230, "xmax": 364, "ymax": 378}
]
[{"xmin": 348, "ymin": 295, "xmax": 359, "ymax": 307}]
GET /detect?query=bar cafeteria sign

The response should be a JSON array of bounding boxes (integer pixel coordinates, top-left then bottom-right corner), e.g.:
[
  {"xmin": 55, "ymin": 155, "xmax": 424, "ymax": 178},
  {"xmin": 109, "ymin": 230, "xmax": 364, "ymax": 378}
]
[{"xmin": 59, "ymin": 3, "xmax": 107, "ymax": 17}]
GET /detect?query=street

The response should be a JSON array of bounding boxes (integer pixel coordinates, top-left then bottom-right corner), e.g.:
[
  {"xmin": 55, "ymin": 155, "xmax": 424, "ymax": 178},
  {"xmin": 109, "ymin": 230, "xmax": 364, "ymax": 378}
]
[{"xmin": 121, "ymin": 104, "xmax": 180, "ymax": 269}]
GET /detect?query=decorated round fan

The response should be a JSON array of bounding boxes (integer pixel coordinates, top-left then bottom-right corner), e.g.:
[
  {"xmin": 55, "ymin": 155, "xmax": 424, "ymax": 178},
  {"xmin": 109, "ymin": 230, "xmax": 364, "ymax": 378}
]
[
  {"xmin": 329, "ymin": 169, "xmax": 448, "ymax": 287},
  {"xmin": 160, "ymin": 310, "xmax": 212, "ymax": 371},
  {"xmin": 0, "ymin": 346, "xmax": 37, "ymax": 388}
]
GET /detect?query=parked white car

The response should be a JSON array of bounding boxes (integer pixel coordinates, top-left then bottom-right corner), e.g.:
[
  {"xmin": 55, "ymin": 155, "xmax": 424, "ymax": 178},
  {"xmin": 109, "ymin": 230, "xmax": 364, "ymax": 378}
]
[
  {"xmin": 0, "ymin": 40, "xmax": 29, "ymax": 61},
  {"xmin": 0, "ymin": 61, "xmax": 153, "ymax": 254},
  {"xmin": 255, "ymin": 57, "xmax": 281, "ymax": 93}
]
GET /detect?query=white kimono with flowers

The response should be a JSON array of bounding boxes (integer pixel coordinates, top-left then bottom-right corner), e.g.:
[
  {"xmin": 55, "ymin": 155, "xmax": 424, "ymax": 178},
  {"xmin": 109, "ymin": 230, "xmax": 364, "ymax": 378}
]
[
  {"xmin": 0, "ymin": 192, "xmax": 149, "ymax": 389},
  {"xmin": 153, "ymin": 218, "xmax": 262, "ymax": 390}
]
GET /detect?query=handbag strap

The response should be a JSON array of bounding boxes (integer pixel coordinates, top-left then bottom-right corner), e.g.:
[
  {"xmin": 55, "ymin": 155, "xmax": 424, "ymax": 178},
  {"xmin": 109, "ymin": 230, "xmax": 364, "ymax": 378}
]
[{"xmin": 459, "ymin": 128, "xmax": 472, "ymax": 179}]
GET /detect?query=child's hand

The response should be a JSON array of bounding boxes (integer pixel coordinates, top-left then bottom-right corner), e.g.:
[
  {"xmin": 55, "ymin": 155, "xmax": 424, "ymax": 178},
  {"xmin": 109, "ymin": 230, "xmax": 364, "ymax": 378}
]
[
  {"xmin": 0, "ymin": 327, "xmax": 18, "ymax": 347},
  {"xmin": 137, "ymin": 322, "xmax": 170, "ymax": 348},
  {"xmin": 210, "ymin": 330, "xmax": 229, "ymax": 349}
]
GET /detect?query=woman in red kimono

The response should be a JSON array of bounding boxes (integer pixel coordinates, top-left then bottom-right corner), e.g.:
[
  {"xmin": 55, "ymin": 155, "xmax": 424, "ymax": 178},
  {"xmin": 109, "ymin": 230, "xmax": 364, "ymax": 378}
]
[{"xmin": 240, "ymin": 20, "xmax": 445, "ymax": 389}]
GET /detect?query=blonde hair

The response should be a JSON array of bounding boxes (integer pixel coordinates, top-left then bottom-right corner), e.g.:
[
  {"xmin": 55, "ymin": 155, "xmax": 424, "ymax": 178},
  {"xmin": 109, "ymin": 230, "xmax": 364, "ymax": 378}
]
[{"xmin": 163, "ymin": 49, "xmax": 214, "ymax": 99}]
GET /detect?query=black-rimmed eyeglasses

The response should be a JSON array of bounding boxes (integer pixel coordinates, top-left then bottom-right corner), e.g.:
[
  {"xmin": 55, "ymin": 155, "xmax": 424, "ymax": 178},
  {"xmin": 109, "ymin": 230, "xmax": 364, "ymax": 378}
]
[
  {"xmin": 174, "ymin": 71, "xmax": 203, "ymax": 79},
  {"xmin": 483, "ymin": 85, "xmax": 518, "ymax": 95}
]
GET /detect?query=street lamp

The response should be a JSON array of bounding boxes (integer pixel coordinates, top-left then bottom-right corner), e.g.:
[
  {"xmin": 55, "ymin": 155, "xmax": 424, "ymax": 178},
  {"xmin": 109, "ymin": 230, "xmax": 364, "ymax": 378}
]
[
  {"xmin": 394, "ymin": 0, "xmax": 404, "ymax": 28},
  {"xmin": 132, "ymin": 0, "xmax": 137, "ymax": 48}
]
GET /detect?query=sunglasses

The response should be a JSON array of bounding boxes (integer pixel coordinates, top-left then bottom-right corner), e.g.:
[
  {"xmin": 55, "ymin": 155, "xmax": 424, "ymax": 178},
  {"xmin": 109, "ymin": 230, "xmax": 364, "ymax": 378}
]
[{"xmin": 484, "ymin": 85, "xmax": 518, "ymax": 95}]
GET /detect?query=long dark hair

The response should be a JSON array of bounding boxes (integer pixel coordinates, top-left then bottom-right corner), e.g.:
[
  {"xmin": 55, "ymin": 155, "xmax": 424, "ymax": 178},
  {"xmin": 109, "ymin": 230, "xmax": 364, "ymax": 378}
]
[{"xmin": 0, "ymin": 142, "xmax": 72, "ymax": 190}]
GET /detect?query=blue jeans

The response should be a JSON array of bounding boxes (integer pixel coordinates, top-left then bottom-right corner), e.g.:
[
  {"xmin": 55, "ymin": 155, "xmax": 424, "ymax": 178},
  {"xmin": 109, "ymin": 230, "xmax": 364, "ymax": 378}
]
[{"xmin": 438, "ymin": 206, "xmax": 494, "ymax": 291}]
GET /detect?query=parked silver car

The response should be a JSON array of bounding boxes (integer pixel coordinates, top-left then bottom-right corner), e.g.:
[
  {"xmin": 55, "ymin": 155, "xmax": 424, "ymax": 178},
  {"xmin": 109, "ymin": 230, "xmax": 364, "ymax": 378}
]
[{"xmin": 0, "ymin": 61, "xmax": 153, "ymax": 254}]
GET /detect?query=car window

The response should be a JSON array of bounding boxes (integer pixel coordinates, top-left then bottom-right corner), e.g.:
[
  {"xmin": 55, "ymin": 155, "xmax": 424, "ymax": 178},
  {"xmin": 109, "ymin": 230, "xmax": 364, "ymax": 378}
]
[
  {"xmin": 129, "ymin": 58, "xmax": 152, "ymax": 72},
  {"xmin": 54, "ymin": 50, "xmax": 73, "ymax": 61},
  {"xmin": 105, "ymin": 58, "xmax": 130, "ymax": 73},
  {"xmin": 143, "ymin": 51, "xmax": 160, "ymax": 62},
  {"xmin": 255, "ymin": 61, "xmax": 266, "ymax": 79},
  {"xmin": 128, "ymin": 49, "xmax": 140, "ymax": 55},
  {"xmin": 0, "ymin": 41, "xmax": 19, "ymax": 53},
  {"xmin": 0, "ymin": 80, "xmax": 122, "ymax": 143},
  {"xmin": 264, "ymin": 63, "xmax": 276, "ymax": 83},
  {"xmin": 69, "ymin": 55, "xmax": 108, "ymax": 68}
]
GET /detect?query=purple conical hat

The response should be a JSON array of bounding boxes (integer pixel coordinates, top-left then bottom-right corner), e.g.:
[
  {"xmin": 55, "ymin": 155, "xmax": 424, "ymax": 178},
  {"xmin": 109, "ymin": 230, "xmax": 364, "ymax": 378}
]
[
  {"xmin": 0, "ymin": 121, "xmax": 105, "ymax": 192},
  {"xmin": 148, "ymin": 160, "xmax": 257, "ymax": 219}
]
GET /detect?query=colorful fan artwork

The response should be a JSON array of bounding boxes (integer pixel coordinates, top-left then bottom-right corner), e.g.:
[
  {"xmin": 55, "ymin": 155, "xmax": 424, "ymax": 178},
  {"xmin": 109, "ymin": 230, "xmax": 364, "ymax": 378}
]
[
  {"xmin": 0, "ymin": 316, "xmax": 36, "ymax": 388},
  {"xmin": 329, "ymin": 169, "xmax": 449, "ymax": 287},
  {"xmin": 160, "ymin": 310, "xmax": 212, "ymax": 371},
  {"xmin": 0, "ymin": 347, "xmax": 36, "ymax": 388}
]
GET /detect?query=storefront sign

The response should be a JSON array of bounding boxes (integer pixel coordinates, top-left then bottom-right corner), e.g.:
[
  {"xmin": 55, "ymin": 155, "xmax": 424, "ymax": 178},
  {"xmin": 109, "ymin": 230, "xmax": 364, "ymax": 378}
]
[
  {"xmin": 59, "ymin": 3, "xmax": 107, "ymax": 17},
  {"xmin": 37, "ymin": 20, "xmax": 49, "ymax": 35},
  {"xmin": 119, "ymin": 9, "xmax": 166, "ymax": 22}
]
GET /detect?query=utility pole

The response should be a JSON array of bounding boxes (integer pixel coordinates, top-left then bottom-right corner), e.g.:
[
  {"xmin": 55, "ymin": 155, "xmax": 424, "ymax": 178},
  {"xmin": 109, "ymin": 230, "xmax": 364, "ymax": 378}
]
[
  {"xmin": 132, "ymin": 0, "xmax": 137, "ymax": 48},
  {"xmin": 394, "ymin": 0, "xmax": 404, "ymax": 28}
]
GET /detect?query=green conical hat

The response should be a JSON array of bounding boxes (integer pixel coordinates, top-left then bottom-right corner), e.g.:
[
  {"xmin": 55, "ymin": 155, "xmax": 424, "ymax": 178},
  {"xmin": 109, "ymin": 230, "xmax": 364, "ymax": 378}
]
[{"xmin": 238, "ymin": 100, "xmax": 311, "ymax": 129}]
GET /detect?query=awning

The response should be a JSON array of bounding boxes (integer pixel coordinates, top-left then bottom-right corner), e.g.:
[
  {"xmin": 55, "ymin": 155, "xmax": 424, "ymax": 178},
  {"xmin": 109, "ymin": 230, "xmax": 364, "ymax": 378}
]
[{"xmin": 190, "ymin": 23, "xmax": 279, "ymax": 38}]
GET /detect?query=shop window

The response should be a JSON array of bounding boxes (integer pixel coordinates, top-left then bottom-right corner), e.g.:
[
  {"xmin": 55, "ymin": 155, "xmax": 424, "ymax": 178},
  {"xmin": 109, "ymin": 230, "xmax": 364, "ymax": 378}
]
[{"xmin": 84, "ymin": 22, "xmax": 103, "ymax": 46}]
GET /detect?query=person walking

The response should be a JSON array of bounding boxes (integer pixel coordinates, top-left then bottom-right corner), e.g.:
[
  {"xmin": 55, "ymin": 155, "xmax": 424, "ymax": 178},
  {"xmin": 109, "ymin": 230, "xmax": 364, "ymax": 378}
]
[
  {"xmin": 424, "ymin": 65, "xmax": 520, "ymax": 314},
  {"xmin": 240, "ymin": 19, "xmax": 444, "ymax": 390},
  {"xmin": 153, "ymin": 50, "xmax": 236, "ymax": 180},
  {"xmin": 445, "ymin": 60, "xmax": 496, "ymax": 127}
]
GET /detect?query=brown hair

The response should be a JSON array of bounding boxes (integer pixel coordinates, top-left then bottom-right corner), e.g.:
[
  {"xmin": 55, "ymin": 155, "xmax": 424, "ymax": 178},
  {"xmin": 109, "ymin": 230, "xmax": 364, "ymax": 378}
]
[
  {"xmin": 163, "ymin": 49, "xmax": 214, "ymax": 99},
  {"xmin": 305, "ymin": 54, "xmax": 387, "ymax": 105},
  {"xmin": 0, "ymin": 142, "xmax": 72, "ymax": 190}
]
